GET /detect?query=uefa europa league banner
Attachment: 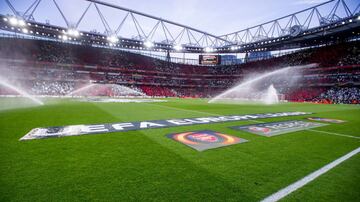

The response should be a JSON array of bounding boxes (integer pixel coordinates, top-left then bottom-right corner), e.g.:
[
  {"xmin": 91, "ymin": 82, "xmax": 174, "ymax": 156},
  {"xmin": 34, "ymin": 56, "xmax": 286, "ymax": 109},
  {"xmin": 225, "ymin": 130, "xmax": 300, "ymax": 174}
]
[{"xmin": 20, "ymin": 112, "xmax": 311, "ymax": 141}]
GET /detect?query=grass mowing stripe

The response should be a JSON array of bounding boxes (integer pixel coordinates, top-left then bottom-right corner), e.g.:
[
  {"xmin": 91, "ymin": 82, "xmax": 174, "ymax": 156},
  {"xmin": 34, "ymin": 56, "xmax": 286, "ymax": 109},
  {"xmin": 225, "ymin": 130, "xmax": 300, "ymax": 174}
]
[
  {"xmin": 261, "ymin": 147, "xmax": 360, "ymax": 202},
  {"xmin": 307, "ymin": 129, "xmax": 360, "ymax": 140}
]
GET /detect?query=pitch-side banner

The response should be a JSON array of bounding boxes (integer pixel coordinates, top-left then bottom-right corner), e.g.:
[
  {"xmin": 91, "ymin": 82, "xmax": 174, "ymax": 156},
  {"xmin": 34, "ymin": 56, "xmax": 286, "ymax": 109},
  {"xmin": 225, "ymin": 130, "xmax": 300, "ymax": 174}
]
[
  {"xmin": 231, "ymin": 120, "xmax": 327, "ymax": 137},
  {"xmin": 20, "ymin": 112, "xmax": 311, "ymax": 141}
]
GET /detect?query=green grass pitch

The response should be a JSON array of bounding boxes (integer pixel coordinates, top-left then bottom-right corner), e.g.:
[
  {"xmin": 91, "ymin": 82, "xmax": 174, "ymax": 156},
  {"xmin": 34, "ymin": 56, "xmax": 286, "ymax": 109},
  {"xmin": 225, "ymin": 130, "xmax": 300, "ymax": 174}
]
[{"xmin": 0, "ymin": 98, "xmax": 359, "ymax": 201}]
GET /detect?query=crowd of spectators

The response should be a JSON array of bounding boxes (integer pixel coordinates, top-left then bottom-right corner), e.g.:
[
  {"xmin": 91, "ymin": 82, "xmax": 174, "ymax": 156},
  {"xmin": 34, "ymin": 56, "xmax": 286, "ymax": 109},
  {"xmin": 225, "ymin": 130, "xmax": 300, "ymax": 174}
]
[
  {"xmin": 337, "ymin": 45, "xmax": 360, "ymax": 66},
  {"xmin": 0, "ymin": 38, "xmax": 359, "ymax": 103},
  {"xmin": 316, "ymin": 87, "xmax": 360, "ymax": 104},
  {"xmin": 31, "ymin": 81, "xmax": 75, "ymax": 95}
]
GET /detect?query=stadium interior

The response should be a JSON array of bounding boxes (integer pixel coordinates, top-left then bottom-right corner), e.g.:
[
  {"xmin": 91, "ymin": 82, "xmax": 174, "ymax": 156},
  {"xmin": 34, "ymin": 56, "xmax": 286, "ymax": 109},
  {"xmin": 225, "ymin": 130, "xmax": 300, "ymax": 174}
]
[{"xmin": 0, "ymin": 0, "xmax": 360, "ymax": 201}]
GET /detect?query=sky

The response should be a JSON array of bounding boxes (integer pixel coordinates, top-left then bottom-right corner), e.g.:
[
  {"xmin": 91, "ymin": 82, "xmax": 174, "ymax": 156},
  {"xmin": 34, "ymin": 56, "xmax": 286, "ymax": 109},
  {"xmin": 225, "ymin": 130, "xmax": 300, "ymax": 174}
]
[{"xmin": 2, "ymin": 0, "xmax": 354, "ymax": 36}]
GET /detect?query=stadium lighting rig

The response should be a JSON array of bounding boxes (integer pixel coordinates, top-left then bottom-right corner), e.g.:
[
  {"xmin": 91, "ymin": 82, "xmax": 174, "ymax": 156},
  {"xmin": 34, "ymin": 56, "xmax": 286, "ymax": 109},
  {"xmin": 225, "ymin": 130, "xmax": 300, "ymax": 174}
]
[
  {"xmin": 21, "ymin": 28, "xmax": 29, "ymax": 34},
  {"xmin": 3, "ymin": 16, "xmax": 30, "ymax": 35},
  {"xmin": 230, "ymin": 46, "xmax": 239, "ymax": 51},
  {"xmin": 107, "ymin": 35, "xmax": 119, "ymax": 43},
  {"xmin": 173, "ymin": 44, "xmax": 183, "ymax": 51},
  {"xmin": 144, "ymin": 41, "xmax": 154, "ymax": 48},
  {"xmin": 204, "ymin": 47, "xmax": 215, "ymax": 53},
  {"xmin": 66, "ymin": 29, "xmax": 80, "ymax": 37},
  {"xmin": 61, "ymin": 35, "xmax": 68, "ymax": 41},
  {"xmin": 4, "ymin": 16, "xmax": 26, "ymax": 27}
]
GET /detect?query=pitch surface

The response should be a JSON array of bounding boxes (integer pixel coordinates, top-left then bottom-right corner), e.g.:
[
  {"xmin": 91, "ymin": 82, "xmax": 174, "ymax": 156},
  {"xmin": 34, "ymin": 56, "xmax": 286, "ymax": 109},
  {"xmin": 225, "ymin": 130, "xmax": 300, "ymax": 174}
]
[{"xmin": 0, "ymin": 98, "xmax": 359, "ymax": 201}]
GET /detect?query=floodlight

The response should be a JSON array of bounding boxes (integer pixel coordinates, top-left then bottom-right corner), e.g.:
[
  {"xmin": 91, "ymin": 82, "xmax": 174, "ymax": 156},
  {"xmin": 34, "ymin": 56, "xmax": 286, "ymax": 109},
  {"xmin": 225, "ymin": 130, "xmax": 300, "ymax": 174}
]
[
  {"xmin": 230, "ymin": 46, "xmax": 237, "ymax": 51},
  {"xmin": 9, "ymin": 17, "xmax": 18, "ymax": 26},
  {"xmin": 67, "ymin": 29, "xmax": 80, "ymax": 37},
  {"xmin": 62, "ymin": 35, "xmax": 68, "ymax": 40},
  {"xmin": 107, "ymin": 35, "xmax": 119, "ymax": 43},
  {"xmin": 18, "ymin": 20, "xmax": 26, "ymax": 27},
  {"xmin": 3, "ymin": 17, "xmax": 8, "ymax": 22},
  {"xmin": 173, "ymin": 44, "xmax": 182, "ymax": 51},
  {"xmin": 144, "ymin": 41, "xmax": 154, "ymax": 48},
  {"xmin": 22, "ymin": 28, "xmax": 28, "ymax": 34},
  {"xmin": 204, "ymin": 47, "xmax": 214, "ymax": 52}
]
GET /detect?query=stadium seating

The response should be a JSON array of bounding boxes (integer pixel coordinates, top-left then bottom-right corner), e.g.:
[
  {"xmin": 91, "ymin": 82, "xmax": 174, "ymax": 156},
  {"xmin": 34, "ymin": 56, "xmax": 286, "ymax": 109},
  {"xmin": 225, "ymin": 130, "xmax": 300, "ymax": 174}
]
[{"xmin": 0, "ymin": 38, "xmax": 359, "ymax": 103}]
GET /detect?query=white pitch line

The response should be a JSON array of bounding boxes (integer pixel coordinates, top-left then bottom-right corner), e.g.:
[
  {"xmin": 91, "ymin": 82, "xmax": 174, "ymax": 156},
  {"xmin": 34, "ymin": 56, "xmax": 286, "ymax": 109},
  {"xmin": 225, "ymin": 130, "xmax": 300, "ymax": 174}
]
[
  {"xmin": 308, "ymin": 129, "xmax": 360, "ymax": 140},
  {"xmin": 261, "ymin": 147, "xmax": 360, "ymax": 202}
]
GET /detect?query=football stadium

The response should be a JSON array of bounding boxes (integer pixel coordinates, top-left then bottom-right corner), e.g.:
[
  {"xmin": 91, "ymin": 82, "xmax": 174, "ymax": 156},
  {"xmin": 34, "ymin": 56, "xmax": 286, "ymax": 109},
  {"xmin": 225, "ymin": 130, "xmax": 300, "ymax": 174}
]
[{"xmin": 0, "ymin": 0, "xmax": 360, "ymax": 201}]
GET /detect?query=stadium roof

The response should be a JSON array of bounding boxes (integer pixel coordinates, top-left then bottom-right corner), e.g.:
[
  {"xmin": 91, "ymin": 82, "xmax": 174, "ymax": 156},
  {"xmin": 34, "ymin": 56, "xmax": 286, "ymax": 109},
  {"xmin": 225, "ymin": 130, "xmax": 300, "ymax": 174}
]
[{"xmin": 0, "ymin": 0, "xmax": 359, "ymax": 53}]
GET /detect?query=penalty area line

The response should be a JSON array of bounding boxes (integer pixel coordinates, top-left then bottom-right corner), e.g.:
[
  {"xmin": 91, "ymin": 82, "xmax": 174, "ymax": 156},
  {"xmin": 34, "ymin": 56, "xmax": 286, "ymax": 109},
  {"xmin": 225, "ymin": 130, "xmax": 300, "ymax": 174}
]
[
  {"xmin": 261, "ymin": 146, "xmax": 360, "ymax": 202},
  {"xmin": 308, "ymin": 129, "xmax": 360, "ymax": 140}
]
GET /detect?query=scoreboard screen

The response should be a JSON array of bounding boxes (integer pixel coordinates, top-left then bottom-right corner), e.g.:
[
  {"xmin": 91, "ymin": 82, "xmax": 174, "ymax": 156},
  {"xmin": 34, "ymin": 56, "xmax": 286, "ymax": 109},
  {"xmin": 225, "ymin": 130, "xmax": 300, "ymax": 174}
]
[{"xmin": 199, "ymin": 55, "xmax": 221, "ymax": 65}]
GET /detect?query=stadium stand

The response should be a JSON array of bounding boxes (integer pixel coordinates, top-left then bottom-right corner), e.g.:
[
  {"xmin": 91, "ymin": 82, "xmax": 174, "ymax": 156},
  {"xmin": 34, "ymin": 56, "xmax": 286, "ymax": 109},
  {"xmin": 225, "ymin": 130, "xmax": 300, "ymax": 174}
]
[{"xmin": 0, "ymin": 38, "xmax": 359, "ymax": 103}]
